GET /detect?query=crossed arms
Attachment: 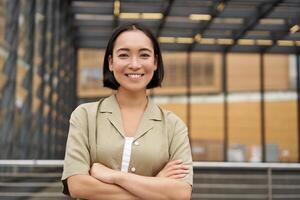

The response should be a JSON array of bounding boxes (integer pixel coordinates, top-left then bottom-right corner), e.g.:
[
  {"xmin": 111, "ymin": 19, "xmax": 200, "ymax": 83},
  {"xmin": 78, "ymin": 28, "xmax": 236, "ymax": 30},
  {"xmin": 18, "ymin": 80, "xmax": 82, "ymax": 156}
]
[{"xmin": 67, "ymin": 160, "xmax": 192, "ymax": 200}]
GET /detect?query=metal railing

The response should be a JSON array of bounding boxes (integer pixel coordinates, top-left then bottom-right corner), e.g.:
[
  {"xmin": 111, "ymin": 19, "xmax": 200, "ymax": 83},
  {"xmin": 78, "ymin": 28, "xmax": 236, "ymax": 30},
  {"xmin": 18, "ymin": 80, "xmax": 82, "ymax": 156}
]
[
  {"xmin": 0, "ymin": 160, "xmax": 68, "ymax": 200},
  {"xmin": 193, "ymin": 162, "xmax": 300, "ymax": 200},
  {"xmin": 1, "ymin": 160, "xmax": 300, "ymax": 200}
]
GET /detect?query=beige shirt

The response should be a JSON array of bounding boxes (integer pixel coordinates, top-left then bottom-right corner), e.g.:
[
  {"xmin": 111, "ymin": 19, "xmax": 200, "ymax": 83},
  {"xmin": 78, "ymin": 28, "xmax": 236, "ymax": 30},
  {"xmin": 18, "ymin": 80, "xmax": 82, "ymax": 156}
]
[{"xmin": 62, "ymin": 95, "xmax": 193, "ymax": 195}]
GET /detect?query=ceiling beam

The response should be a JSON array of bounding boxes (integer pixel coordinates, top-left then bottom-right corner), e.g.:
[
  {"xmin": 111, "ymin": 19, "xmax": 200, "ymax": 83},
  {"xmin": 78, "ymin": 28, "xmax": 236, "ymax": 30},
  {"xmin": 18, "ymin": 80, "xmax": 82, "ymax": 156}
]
[
  {"xmin": 155, "ymin": 0, "xmax": 174, "ymax": 38},
  {"xmin": 70, "ymin": 4, "xmax": 111, "ymax": 15},
  {"xmin": 224, "ymin": 0, "xmax": 283, "ymax": 52},
  {"xmin": 262, "ymin": 19, "xmax": 299, "ymax": 53},
  {"xmin": 188, "ymin": 0, "xmax": 229, "ymax": 52}
]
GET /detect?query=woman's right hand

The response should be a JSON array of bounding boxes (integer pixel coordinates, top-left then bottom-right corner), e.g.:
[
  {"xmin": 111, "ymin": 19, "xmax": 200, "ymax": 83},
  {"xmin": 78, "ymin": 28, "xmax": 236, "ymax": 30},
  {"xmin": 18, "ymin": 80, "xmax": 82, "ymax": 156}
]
[{"xmin": 156, "ymin": 160, "xmax": 189, "ymax": 179}]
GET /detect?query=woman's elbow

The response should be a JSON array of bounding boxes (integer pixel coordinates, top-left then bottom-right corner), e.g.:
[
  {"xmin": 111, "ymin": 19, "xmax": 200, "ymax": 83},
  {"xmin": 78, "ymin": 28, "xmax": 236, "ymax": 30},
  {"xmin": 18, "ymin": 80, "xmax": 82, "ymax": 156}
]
[
  {"xmin": 166, "ymin": 183, "xmax": 191, "ymax": 200},
  {"xmin": 182, "ymin": 190, "xmax": 192, "ymax": 200},
  {"xmin": 67, "ymin": 176, "xmax": 81, "ymax": 198},
  {"xmin": 177, "ymin": 184, "xmax": 192, "ymax": 200}
]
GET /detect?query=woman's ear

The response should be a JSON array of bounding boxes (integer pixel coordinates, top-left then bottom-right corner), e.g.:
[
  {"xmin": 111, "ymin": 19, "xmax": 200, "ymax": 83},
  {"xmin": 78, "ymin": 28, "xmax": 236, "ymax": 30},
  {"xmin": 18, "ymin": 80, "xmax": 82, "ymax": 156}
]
[{"xmin": 108, "ymin": 55, "xmax": 113, "ymax": 71}]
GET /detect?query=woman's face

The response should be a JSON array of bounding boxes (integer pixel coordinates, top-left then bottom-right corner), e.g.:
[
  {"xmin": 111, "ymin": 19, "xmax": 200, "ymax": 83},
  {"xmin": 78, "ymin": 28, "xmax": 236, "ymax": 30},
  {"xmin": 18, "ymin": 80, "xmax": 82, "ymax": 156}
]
[{"xmin": 109, "ymin": 30, "xmax": 157, "ymax": 93}]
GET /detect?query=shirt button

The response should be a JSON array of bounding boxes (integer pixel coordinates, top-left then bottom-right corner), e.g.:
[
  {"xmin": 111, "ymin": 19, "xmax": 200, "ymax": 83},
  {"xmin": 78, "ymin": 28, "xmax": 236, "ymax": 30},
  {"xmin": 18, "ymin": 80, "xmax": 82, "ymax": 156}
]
[
  {"xmin": 134, "ymin": 141, "xmax": 139, "ymax": 146},
  {"xmin": 131, "ymin": 167, "xmax": 136, "ymax": 172}
]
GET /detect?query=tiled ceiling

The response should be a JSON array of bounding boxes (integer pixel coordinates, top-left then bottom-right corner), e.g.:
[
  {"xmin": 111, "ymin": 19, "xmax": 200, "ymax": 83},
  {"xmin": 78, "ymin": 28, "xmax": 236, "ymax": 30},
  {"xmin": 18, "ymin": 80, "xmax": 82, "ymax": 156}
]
[{"xmin": 71, "ymin": 0, "xmax": 300, "ymax": 53}]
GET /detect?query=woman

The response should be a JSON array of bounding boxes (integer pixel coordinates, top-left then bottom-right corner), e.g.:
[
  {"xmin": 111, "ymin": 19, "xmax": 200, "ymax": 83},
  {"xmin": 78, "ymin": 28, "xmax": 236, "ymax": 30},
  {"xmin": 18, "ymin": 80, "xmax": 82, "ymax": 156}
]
[{"xmin": 62, "ymin": 23, "xmax": 193, "ymax": 200}]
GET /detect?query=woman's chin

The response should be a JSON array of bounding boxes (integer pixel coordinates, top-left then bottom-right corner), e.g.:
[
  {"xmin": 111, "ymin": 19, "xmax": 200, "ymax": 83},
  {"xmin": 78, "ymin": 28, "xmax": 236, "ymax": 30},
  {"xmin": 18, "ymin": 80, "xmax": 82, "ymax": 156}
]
[{"xmin": 119, "ymin": 85, "xmax": 147, "ymax": 93}]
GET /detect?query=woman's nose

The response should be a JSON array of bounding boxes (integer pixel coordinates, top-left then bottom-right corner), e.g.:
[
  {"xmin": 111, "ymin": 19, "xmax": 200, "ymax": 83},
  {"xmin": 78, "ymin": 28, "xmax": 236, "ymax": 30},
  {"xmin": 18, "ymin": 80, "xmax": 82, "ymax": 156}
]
[{"xmin": 129, "ymin": 57, "xmax": 141, "ymax": 69}]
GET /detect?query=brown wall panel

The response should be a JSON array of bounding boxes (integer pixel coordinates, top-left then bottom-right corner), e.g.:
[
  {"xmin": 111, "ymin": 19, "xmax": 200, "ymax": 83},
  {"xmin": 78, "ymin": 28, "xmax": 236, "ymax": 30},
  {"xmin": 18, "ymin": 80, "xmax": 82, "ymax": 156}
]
[
  {"xmin": 228, "ymin": 102, "xmax": 261, "ymax": 146},
  {"xmin": 227, "ymin": 53, "xmax": 260, "ymax": 91},
  {"xmin": 158, "ymin": 103, "xmax": 187, "ymax": 124},
  {"xmin": 191, "ymin": 103, "xmax": 224, "ymax": 141},
  {"xmin": 159, "ymin": 100, "xmax": 297, "ymax": 162},
  {"xmin": 77, "ymin": 49, "xmax": 111, "ymax": 97},
  {"xmin": 264, "ymin": 54, "xmax": 289, "ymax": 90},
  {"xmin": 265, "ymin": 101, "xmax": 298, "ymax": 162}
]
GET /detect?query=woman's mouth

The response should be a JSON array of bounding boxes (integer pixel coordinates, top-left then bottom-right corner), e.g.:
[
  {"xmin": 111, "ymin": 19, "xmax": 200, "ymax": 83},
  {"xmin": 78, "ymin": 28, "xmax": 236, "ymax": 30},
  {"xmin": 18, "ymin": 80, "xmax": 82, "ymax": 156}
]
[{"xmin": 125, "ymin": 73, "xmax": 144, "ymax": 78}]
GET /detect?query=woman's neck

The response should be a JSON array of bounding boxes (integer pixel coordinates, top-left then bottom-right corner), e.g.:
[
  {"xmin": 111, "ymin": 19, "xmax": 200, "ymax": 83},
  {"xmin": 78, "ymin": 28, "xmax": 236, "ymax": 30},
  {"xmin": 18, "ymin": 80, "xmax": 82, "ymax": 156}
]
[{"xmin": 115, "ymin": 88, "xmax": 148, "ymax": 110}]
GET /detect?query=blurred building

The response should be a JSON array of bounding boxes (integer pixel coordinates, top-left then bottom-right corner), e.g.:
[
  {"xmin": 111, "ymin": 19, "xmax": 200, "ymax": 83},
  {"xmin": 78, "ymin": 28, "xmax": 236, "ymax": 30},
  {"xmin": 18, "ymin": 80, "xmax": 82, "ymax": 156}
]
[
  {"xmin": 1, "ymin": 0, "xmax": 300, "ymax": 199},
  {"xmin": 0, "ymin": 0, "xmax": 299, "ymax": 163}
]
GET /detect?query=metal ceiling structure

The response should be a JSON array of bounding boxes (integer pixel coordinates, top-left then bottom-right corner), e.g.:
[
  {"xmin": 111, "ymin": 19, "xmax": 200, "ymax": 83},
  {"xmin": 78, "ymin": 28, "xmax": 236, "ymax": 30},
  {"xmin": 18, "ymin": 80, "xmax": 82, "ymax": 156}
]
[{"xmin": 71, "ymin": 0, "xmax": 300, "ymax": 53}]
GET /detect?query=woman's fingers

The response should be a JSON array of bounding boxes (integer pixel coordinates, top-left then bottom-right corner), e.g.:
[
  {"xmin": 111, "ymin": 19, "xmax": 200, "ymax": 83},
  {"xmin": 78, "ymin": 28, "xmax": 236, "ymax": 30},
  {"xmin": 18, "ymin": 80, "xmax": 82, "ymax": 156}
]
[
  {"xmin": 169, "ymin": 164, "xmax": 188, "ymax": 170},
  {"xmin": 169, "ymin": 173, "xmax": 188, "ymax": 179},
  {"xmin": 165, "ymin": 168, "xmax": 189, "ymax": 177},
  {"xmin": 165, "ymin": 159, "xmax": 182, "ymax": 168},
  {"xmin": 156, "ymin": 160, "xmax": 189, "ymax": 178},
  {"xmin": 164, "ymin": 164, "xmax": 189, "ymax": 177},
  {"xmin": 90, "ymin": 163, "xmax": 119, "ymax": 184}
]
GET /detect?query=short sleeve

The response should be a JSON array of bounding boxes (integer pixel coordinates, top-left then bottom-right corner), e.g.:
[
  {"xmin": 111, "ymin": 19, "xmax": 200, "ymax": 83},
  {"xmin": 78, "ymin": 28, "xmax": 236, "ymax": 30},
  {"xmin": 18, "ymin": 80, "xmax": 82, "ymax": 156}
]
[
  {"xmin": 168, "ymin": 114, "xmax": 193, "ymax": 186},
  {"xmin": 61, "ymin": 106, "xmax": 91, "ymax": 195}
]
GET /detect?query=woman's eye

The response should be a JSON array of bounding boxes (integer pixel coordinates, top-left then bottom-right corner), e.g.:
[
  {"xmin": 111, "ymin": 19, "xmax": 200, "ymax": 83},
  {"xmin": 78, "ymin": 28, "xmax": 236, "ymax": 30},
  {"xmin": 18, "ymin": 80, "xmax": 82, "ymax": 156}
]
[
  {"xmin": 118, "ymin": 54, "xmax": 128, "ymax": 58},
  {"xmin": 140, "ymin": 54, "xmax": 150, "ymax": 58}
]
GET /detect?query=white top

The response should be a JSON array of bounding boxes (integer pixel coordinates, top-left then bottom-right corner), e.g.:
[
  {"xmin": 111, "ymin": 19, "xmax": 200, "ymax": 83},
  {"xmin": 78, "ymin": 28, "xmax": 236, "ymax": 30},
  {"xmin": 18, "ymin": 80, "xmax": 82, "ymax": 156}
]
[{"xmin": 121, "ymin": 137, "xmax": 134, "ymax": 172}]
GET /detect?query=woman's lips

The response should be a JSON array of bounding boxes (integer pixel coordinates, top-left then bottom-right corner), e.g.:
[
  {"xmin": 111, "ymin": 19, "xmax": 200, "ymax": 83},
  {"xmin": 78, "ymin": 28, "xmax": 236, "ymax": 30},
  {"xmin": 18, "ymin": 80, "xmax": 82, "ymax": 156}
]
[{"xmin": 125, "ymin": 73, "xmax": 144, "ymax": 79}]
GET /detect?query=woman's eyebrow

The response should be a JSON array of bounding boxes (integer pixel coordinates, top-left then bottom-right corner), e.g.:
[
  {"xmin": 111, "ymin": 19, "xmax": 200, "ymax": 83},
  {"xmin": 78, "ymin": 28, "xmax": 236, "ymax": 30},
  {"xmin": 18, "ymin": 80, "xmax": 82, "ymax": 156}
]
[
  {"xmin": 139, "ymin": 48, "xmax": 153, "ymax": 53},
  {"xmin": 116, "ymin": 48, "xmax": 130, "ymax": 52},
  {"xmin": 116, "ymin": 47, "xmax": 153, "ymax": 53}
]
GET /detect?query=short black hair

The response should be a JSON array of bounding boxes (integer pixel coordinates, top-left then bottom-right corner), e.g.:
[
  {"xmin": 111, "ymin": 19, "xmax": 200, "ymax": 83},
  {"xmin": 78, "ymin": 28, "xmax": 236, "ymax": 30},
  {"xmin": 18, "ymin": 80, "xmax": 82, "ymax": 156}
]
[{"xmin": 103, "ymin": 23, "xmax": 164, "ymax": 90}]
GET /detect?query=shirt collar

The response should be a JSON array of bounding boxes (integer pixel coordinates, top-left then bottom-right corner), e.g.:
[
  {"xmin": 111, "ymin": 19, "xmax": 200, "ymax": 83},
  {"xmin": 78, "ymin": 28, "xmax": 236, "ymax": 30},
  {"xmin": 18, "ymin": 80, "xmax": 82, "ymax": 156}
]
[
  {"xmin": 99, "ymin": 94, "xmax": 162, "ymax": 139},
  {"xmin": 99, "ymin": 94, "xmax": 162, "ymax": 121}
]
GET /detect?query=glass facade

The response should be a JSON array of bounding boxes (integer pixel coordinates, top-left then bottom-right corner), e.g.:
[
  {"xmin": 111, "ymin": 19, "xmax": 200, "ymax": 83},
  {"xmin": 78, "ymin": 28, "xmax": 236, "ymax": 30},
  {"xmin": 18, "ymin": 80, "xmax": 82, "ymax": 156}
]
[
  {"xmin": 0, "ymin": 0, "xmax": 77, "ymax": 159},
  {"xmin": 0, "ymin": 0, "xmax": 299, "ymax": 162}
]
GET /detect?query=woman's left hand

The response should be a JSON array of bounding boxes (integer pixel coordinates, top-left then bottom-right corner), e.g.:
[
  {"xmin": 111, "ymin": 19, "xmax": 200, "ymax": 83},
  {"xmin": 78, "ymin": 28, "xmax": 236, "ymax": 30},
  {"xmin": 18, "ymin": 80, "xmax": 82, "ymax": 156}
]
[
  {"xmin": 89, "ymin": 163, "xmax": 120, "ymax": 184},
  {"xmin": 156, "ymin": 160, "xmax": 189, "ymax": 179}
]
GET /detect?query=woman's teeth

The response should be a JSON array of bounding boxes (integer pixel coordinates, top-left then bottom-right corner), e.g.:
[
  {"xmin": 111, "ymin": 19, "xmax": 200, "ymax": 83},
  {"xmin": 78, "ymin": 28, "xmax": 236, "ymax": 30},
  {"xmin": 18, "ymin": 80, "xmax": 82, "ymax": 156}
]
[{"xmin": 127, "ymin": 74, "xmax": 142, "ymax": 78}]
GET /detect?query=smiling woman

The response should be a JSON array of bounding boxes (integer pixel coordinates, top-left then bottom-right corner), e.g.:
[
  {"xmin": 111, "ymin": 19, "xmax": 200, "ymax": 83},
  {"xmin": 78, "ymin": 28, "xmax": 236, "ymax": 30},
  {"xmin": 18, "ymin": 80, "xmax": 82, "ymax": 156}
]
[
  {"xmin": 61, "ymin": 23, "xmax": 193, "ymax": 200},
  {"xmin": 108, "ymin": 30, "xmax": 157, "ymax": 93}
]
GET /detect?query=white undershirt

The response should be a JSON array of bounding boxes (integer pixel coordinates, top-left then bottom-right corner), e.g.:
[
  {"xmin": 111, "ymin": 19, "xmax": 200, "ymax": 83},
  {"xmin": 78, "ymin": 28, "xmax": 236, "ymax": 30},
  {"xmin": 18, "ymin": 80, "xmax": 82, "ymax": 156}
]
[{"xmin": 121, "ymin": 137, "xmax": 134, "ymax": 172}]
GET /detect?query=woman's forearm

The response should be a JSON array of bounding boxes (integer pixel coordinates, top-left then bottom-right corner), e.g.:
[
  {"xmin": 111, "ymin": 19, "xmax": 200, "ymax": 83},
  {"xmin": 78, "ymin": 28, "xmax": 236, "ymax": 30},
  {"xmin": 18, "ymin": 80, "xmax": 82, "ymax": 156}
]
[
  {"xmin": 90, "ymin": 162, "xmax": 192, "ymax": 200},
  {"xmin": 67, "ymin": 174, "xmax": 140, "ymax": 200},
  {"xmin": 114, "ymin": 172, "xmax": 192, "ymax": 200}
]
